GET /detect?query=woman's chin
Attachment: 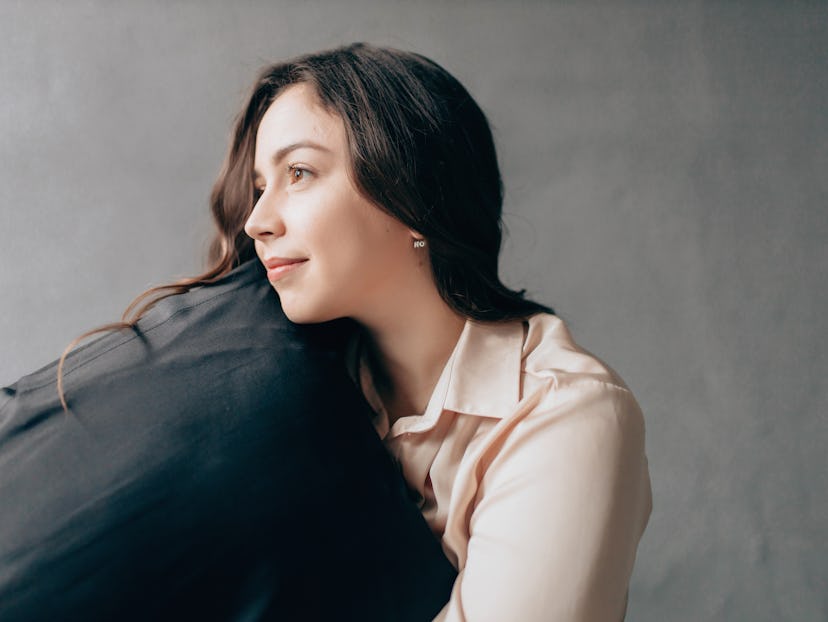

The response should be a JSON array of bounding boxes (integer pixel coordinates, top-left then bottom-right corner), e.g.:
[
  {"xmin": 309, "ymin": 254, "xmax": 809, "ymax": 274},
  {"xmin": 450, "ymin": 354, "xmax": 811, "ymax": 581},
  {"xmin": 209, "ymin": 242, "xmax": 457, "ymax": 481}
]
[{"xmin": 279, "ymin": 297, "xmax": 339, "ymax": 326}]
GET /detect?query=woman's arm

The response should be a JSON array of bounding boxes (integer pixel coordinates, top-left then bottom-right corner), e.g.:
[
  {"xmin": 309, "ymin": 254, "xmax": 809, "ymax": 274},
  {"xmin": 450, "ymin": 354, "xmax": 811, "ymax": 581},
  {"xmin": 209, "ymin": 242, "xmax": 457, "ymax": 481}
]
[{"xmin": 435, "ymin": 380, "xmax": 652, "ymax": 621}]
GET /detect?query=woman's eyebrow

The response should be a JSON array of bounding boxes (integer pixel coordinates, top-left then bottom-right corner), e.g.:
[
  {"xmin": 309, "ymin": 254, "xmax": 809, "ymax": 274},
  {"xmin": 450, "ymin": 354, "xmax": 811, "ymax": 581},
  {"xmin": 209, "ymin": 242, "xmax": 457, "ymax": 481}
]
[{"xmin": 253, "ymin": 140, "xmax": 332, "ymax": 177}]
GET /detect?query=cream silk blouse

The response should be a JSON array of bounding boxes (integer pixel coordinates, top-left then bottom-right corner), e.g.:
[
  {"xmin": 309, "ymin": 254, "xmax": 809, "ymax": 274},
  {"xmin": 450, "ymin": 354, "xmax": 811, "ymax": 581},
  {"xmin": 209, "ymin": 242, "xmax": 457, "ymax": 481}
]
[{"xmin": 350, "ymin": 313, "xmax": 652, "ymax": 621}]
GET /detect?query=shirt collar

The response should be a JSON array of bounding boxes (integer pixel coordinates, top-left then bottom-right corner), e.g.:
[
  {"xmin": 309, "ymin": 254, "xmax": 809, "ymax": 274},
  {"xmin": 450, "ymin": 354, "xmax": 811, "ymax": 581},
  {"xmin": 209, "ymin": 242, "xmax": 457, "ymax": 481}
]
[
  {"xmin": 349, "ymin": 318, "xmax": 526, "ymax": 437},
  {"xmin": 440, "ymin": 318, "xmax": 525, "ymax": 419},
  {"xmin": 400, "ymin": 320, "xmax": 524, "ymax": 436}
]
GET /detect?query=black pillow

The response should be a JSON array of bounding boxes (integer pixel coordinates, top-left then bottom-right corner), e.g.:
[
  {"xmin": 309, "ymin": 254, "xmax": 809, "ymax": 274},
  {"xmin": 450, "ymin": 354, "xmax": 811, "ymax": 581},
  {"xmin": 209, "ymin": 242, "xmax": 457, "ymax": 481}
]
[{"xmin": 0, "ymin": 260, "xmax": 455, "ymax": 621}]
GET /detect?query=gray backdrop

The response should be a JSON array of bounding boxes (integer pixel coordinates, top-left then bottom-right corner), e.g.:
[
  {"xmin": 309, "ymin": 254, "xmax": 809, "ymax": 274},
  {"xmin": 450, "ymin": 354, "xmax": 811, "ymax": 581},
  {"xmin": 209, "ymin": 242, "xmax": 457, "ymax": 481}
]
[{"xmin": 1, "ymin": 1, "xmax": 825, "ymax": 620}]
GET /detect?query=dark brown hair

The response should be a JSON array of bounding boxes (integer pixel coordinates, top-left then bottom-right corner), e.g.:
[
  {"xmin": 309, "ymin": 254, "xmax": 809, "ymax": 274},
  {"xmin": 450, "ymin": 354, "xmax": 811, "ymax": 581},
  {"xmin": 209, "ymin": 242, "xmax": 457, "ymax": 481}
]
[
  {"xmin": 58, "ymin": 42, "xmax": 552, "ymax": 408},
  {"xmin": 214, "ymin": 42, "xmax": 551, "ymax": 318}
]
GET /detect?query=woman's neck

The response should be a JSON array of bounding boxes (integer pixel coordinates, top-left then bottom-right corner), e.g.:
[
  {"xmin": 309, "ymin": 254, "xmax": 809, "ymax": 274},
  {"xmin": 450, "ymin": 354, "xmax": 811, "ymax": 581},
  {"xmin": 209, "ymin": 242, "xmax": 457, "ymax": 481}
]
[{"xmin": 358, "ymin": 289, "xmax": 466, "ymax": 426}]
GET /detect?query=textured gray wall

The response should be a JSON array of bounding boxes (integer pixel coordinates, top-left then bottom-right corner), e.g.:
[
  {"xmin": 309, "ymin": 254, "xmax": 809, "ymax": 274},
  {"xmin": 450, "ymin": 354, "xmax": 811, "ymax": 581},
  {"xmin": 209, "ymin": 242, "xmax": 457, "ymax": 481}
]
[{"xmin": 1, "ymin": 1, "xmax": 826, "ymax": 620}]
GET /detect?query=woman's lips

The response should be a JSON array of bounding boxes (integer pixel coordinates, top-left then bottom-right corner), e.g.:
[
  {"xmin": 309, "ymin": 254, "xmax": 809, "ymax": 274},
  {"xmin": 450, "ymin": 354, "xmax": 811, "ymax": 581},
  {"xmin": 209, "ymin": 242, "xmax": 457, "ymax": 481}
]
[{"xmin": 263, "ymin": 257, "xmax": 308, "ymax": 282}]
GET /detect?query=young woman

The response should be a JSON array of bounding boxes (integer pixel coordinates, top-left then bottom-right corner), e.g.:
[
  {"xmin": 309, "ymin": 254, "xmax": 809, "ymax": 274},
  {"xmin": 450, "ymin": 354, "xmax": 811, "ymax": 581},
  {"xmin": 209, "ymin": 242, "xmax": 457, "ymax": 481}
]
[
  {"xmin": 1, "ymin": 43, "xmax": 651, "ymax": 620},
  {"xmin": 233, "ymin": 43, "xmax": 652, "ymax": 620}
]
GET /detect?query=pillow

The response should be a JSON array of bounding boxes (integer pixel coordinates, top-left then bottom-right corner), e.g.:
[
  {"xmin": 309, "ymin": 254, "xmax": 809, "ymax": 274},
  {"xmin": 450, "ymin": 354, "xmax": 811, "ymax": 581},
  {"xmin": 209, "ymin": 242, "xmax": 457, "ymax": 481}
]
[{"xmin": 0, "ymin": 259, "xmax": 455, "ymax": 621}]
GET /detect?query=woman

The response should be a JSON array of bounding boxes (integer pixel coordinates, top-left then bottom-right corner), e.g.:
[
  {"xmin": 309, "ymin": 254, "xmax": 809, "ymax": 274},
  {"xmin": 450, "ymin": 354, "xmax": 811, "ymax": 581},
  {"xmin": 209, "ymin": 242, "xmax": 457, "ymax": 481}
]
[
  {"xmin": 234, "ymin": 43, "xmax": 652, "ymax": 620},
  {"xmin": 2, "ymin": 42, "xmax": 651, "ymax": 620}
]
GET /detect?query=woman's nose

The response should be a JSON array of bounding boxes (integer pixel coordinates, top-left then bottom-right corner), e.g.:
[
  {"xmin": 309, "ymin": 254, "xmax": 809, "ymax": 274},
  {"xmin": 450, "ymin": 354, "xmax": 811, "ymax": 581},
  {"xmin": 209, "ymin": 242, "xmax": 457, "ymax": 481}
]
[{"xmin": 244, "ymin": 191, "xmax": 286, "ymax": 241}]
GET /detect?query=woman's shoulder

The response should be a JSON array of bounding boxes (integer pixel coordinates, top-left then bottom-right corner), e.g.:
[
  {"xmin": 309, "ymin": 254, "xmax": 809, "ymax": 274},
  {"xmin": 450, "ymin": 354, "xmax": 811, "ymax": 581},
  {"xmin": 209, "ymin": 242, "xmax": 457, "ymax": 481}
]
[
  {"xmin": 514, "ymin": 312, "xmax": 644, "ymax": 434},
  {"xmin": 500, "ymin": 314, "xmax": 647, "ymax": 482},
  {"xmin": 520, "ymin": 312, "xmax": 631, "ymax": 393}
]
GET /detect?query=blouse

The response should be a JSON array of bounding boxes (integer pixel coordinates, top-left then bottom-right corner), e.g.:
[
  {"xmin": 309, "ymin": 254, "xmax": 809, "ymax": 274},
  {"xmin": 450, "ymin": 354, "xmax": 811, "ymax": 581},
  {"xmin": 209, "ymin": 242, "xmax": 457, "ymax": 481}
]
[{"xmin": 350, "ymin": 312, "xmax": 652, "ymax": 621}]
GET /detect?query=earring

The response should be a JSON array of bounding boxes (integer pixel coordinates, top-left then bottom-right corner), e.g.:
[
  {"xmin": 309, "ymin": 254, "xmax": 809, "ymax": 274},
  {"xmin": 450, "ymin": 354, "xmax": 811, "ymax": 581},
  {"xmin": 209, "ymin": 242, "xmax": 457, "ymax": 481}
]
[{"xmin": 413, "ymin": 239, "xmax": 426, "ymax": 249}]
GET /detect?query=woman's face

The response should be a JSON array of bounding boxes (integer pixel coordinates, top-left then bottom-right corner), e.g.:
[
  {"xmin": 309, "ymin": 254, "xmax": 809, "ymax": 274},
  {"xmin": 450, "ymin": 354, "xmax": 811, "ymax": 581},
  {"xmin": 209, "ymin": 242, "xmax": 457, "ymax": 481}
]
[{"xmin": 244, "ymin": 84, "xmax": 421, "ymax": 325}]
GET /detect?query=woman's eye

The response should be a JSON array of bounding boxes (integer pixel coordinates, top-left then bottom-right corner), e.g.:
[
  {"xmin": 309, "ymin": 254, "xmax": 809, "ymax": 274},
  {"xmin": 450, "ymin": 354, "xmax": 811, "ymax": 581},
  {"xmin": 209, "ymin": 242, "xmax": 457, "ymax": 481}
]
[{"xmin": 287, "ymin": 165, "xmax": 311, "ymax": 184}]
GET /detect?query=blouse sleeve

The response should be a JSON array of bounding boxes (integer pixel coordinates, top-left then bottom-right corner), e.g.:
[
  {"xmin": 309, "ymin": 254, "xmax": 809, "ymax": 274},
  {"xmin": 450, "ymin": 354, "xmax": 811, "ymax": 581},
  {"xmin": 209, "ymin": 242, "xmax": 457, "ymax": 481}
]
[{"xmin": 433, "ymin": 380, "xmax": 652, "ymax": 621}]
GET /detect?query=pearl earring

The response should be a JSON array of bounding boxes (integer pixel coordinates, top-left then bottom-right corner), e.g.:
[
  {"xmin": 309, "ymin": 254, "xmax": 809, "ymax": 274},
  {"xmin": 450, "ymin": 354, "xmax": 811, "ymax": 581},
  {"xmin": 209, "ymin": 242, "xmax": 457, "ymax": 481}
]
[{"xmin": 413, "ymin": 239, "xmax": 426, "ymax": 249}]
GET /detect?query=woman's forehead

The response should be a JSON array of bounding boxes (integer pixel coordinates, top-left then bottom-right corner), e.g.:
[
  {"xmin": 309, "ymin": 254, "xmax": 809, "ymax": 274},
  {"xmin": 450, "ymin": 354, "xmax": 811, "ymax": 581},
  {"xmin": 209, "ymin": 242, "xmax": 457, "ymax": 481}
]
[{"xmin": 254, "ymin": 84, "xmax": 345, "ymax": 168}]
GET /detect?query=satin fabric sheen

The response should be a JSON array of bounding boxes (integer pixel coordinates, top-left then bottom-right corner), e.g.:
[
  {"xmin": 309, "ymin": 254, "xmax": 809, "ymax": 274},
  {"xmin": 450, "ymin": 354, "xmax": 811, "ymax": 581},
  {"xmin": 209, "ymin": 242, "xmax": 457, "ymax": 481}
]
[{"xmin": 0, "ymin": 260, "xmax": 455, "ymax": 621}]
